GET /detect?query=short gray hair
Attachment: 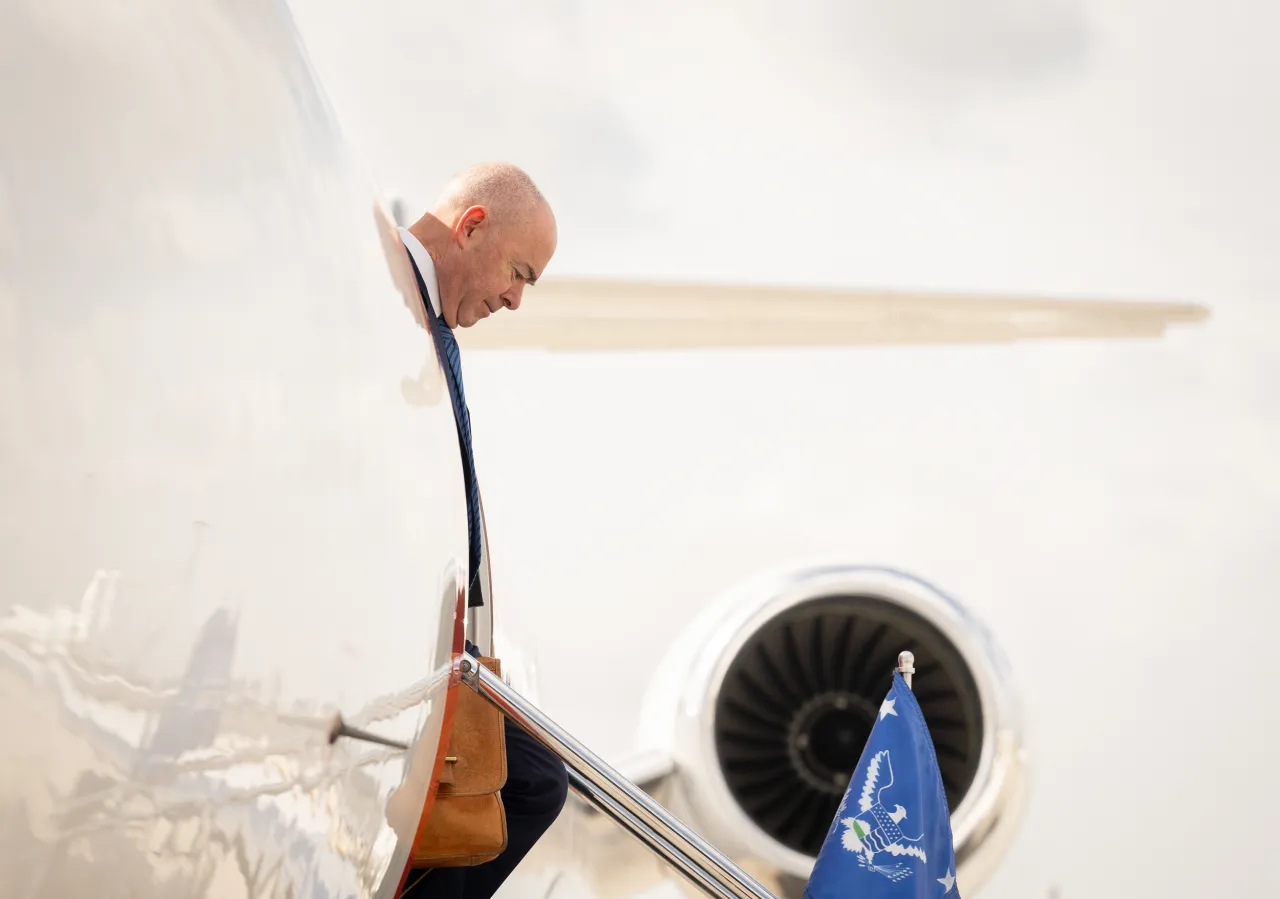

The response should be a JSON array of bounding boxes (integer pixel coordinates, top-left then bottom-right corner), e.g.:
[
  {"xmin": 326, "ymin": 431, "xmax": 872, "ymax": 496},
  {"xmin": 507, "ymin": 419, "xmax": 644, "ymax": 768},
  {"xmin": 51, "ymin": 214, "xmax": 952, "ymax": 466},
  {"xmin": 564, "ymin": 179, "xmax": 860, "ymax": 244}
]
[{"xmin": 433, "ymin": 162, "xmax": 547, "ymax": 230}]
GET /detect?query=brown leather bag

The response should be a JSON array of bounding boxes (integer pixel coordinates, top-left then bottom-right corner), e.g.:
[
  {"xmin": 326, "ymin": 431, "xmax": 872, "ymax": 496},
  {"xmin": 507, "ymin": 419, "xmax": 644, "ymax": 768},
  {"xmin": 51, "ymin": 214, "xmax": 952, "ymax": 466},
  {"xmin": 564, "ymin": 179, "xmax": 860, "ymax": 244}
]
[{"xmin": 409, "ymin": 655, "xmax": 508, "ymax": 868}]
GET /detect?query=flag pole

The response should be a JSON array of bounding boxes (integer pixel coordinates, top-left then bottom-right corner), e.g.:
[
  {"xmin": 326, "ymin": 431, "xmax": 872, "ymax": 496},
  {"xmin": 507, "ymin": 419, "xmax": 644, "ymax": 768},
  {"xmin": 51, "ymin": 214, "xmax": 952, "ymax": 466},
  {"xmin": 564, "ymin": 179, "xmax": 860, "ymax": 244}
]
[{"xmin": 897, "ymin": 651, "xmax": 915, "ymax": 690}]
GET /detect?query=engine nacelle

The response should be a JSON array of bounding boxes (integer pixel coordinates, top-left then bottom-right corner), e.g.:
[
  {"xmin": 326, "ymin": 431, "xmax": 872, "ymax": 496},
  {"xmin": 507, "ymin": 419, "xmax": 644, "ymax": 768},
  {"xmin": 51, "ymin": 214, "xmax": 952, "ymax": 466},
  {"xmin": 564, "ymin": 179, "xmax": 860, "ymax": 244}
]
[{"xmin": 635, "ymin": 564, "xmax": 1027, "ymax": 896}]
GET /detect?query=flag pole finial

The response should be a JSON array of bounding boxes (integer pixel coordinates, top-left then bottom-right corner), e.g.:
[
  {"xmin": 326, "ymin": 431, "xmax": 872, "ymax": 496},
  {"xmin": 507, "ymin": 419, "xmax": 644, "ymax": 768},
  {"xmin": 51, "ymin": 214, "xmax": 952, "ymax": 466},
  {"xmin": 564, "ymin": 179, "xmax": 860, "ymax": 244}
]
[{"xmin": 897, "ymin": 651, "xmax": 915, "ymax": 689}]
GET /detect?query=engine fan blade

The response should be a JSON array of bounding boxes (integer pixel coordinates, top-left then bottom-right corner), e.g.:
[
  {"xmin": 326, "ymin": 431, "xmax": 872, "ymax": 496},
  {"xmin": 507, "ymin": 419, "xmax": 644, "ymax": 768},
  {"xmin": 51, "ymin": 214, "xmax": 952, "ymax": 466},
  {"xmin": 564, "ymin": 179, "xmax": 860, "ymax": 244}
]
[{"xmin": 455, "ymin": 277, "xmax": 1208, "ymax": 351}]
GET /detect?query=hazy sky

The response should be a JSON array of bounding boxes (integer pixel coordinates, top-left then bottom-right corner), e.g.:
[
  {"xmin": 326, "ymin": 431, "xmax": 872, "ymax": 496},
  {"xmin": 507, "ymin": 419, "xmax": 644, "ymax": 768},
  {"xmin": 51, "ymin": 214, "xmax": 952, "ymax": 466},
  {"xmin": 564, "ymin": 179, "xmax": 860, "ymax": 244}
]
[{"xmin": 291, "ymin": 0, "xmax": 1278, "ymax": 298}]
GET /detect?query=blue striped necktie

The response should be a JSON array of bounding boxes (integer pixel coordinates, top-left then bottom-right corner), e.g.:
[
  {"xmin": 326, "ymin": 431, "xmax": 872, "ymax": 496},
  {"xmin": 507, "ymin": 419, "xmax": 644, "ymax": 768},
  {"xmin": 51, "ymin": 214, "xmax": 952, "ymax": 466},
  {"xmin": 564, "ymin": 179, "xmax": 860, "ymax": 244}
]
[
  {"xmin": 405, "ymin": 253, "xmax": 484, "ymax": 605},
  {"xmin": 436, "ymin": 323, "xmax": 483, "ymax": 598}
]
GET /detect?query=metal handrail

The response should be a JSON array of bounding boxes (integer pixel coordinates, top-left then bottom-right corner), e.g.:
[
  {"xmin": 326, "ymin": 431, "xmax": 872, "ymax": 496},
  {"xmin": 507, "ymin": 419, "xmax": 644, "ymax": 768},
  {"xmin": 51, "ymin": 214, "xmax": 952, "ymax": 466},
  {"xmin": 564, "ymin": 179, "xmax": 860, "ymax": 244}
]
[{"xmin": 457, "ymin": 653, "xmax": 782, "ymax": 899}]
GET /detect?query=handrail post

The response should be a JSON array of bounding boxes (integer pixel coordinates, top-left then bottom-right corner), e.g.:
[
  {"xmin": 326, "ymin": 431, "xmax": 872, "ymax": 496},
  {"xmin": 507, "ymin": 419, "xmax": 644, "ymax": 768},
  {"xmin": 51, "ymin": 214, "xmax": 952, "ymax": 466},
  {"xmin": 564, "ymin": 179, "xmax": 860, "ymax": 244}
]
[{"xmin": 457, "ymin": 653, "xmax": 781, "ymax": 899}]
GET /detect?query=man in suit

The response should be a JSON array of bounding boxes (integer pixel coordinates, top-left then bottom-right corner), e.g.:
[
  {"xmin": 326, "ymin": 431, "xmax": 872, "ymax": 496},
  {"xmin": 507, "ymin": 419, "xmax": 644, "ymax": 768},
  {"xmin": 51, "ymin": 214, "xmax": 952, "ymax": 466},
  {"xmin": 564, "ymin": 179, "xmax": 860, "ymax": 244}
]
[{"xmin": 397, "ymin": 163, "xmax": 566, "ymax": 899}]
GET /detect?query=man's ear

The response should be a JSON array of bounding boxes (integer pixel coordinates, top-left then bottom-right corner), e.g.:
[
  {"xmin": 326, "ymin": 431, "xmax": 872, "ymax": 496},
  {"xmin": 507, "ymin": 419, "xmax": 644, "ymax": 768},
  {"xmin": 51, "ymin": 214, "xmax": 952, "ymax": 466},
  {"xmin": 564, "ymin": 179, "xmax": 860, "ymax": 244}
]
[{"xmin": 455, "ymin": 205, "xmax": 488, "ymax": 246}]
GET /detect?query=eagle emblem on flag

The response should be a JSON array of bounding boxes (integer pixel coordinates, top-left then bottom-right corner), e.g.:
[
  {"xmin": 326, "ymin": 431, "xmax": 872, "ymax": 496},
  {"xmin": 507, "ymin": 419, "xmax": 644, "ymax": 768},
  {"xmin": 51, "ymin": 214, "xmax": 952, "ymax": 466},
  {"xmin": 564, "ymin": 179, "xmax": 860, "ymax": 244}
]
[{"xmin": 838, "ymin": 749, "xmax": 928, "ymax": 883}]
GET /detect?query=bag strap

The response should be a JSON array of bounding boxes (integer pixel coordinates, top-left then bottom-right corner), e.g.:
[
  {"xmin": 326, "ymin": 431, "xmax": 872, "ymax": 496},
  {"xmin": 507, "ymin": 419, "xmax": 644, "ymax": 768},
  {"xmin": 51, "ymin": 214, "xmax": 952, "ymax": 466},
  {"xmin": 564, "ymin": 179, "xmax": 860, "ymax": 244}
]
[{"xmin": 401, "ymin": 869, "xmax": 432, "ymax": 896}]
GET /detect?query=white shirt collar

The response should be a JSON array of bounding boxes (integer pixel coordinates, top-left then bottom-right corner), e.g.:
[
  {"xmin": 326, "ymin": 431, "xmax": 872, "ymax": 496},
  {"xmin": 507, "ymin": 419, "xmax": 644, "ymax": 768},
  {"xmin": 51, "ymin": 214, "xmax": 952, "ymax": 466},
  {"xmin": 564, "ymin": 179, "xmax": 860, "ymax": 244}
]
[{"xmin": 399, "ymin": 226, "xmax": 443, "ymax": 319}]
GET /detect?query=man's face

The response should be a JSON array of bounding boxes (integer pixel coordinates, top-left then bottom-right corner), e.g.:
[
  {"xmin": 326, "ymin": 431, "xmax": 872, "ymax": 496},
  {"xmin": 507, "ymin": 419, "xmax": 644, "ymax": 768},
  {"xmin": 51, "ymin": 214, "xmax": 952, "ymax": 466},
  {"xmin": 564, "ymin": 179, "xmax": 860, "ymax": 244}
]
[{"xmin": 439, "ymin": 204, "xmax": 557, "ymax": 329}]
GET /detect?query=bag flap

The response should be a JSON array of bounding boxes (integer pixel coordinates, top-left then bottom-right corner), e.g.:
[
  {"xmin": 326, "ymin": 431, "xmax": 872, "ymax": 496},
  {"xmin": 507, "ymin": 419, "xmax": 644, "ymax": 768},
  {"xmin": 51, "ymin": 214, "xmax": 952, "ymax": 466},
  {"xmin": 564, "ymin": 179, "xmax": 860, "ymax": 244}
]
[{"xmin": 437, "ymin": 656, "xmax": 506, "ymax": 796}]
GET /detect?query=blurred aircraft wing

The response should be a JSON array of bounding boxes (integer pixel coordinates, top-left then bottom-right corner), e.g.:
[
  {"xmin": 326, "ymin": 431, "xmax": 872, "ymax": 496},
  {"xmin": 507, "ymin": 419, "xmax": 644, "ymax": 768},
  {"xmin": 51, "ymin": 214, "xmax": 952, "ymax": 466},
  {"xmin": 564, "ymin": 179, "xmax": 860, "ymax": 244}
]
[{"xmin": 456, "ymin": 277, "xmax": 1209, "ymax": 351}]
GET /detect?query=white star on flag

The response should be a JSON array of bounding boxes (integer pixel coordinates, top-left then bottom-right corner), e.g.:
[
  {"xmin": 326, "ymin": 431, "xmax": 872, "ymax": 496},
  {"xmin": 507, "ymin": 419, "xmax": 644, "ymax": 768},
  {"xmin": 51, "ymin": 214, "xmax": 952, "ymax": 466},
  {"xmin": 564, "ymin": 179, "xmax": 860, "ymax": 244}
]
[
  {"xmin": 938, "ymin": 868, "xmax": 956, "ymax": 893},
  {"xmin": 879, "ymin": 698, "xmax": 897, "ymax": 720}
]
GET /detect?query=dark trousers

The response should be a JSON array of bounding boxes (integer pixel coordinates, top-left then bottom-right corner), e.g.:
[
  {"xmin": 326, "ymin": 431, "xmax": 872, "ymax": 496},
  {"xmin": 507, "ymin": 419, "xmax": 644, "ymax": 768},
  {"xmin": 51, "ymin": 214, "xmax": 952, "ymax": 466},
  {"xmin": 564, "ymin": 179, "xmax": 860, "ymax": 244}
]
[{"xmin": 403, "ymin": 647, "xmax": 569, "ymax": 899}]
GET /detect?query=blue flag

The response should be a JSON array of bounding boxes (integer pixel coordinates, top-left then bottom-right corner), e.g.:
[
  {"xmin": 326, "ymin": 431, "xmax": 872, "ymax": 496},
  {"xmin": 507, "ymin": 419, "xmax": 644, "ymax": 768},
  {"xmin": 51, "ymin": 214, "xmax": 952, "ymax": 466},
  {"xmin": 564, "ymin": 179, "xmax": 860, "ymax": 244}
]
[{"xmin": 803, "ymin": 672, "xmax": 961, "ymax": 899}]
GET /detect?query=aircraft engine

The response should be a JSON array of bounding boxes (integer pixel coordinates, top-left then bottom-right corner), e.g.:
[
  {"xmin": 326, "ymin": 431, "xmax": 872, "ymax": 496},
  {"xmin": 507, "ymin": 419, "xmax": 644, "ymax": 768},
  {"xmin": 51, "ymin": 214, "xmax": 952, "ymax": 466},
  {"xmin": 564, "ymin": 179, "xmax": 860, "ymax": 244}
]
[{"xmin": 633, "ymin": 564, "xmax": 1027, "ymax": 897}]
